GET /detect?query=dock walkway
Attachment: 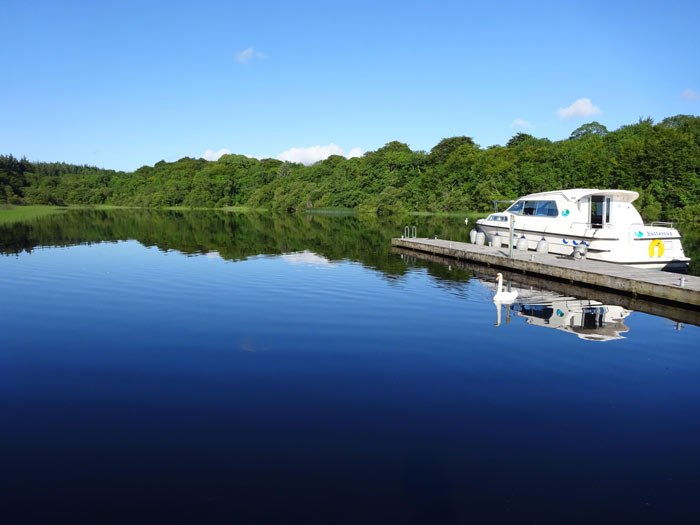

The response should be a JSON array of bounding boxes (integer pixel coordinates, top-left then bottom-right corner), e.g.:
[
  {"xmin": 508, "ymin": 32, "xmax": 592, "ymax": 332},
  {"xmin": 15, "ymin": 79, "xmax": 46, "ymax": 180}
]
[{"xmin": 391, "ymin": 237, "xmax": 700, "ymax": 307}]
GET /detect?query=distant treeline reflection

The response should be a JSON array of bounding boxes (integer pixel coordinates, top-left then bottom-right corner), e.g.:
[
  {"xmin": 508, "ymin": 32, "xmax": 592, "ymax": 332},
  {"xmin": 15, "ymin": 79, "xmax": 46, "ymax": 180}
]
[
  {"xmin": 0, "ymin": 209, "xmax": 478, "ymax": 282},
  {"xmin": 3, "ymin": 209, "xmax": 699, "ymax": 276}
]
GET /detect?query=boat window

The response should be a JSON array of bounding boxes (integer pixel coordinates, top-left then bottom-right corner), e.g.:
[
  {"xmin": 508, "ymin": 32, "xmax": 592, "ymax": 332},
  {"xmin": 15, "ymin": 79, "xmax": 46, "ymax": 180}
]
[
  {"xmin": 605, "ymin": 197, "xmax": 611, "ymax": 223},
  {"xmin": 523, "ymin": 201, "xmax": 538, "ymax": 216},
  {"xmin": 517, "ymin": 305, "xmax": 554, "ymax": 321},
  {"xmin": 507, "ymin": 201, "xmax": 524, "ymax": 214},
  {"xmin": 535, "ymin": 201, "xmax": 559, "ymax": 217},
  {"xmin": 581, "ymin": 307, "xmax": 605, "ymax": 329},
  {"xmin": 591, "ymin": 196, "xmax": 604, "ymax": 229}
]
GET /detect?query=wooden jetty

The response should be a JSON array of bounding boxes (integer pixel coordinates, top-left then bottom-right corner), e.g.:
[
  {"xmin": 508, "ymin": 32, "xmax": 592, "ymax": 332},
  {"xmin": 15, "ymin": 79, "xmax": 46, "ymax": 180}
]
[
  {"xmin": 391, "ymin": 237, "xmax": 700, "ymax": 308},
  {"xmin": 393, "ymin": 246, "xmax": 700, "ymax": 326}
]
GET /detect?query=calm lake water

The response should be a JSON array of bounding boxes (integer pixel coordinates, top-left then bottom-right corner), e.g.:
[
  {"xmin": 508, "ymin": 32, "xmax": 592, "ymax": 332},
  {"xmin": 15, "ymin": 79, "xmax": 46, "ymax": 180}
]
[{"xmin": 1, "ymin": 210, "xmax": 700, "ymax": 523}]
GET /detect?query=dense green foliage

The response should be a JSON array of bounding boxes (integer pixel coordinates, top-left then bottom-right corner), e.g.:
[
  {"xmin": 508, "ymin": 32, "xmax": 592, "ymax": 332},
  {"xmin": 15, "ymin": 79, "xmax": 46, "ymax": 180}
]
[{"xmin": 2, "ymin": 115, "xmax": 699, "ymax": 220}]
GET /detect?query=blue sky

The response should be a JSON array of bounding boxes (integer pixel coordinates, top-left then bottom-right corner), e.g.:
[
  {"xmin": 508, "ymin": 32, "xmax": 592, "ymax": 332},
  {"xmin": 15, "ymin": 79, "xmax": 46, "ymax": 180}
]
[{"xmin": 1, "ymin": 0, "xmax": 698, "ymax": 170}]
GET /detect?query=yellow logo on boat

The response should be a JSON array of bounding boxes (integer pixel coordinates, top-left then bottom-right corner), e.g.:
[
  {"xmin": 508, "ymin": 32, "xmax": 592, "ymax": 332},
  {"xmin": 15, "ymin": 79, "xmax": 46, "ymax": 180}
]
[{"xmin": 648, "ymin": 239, "xmax": 664, "ymax": 258}]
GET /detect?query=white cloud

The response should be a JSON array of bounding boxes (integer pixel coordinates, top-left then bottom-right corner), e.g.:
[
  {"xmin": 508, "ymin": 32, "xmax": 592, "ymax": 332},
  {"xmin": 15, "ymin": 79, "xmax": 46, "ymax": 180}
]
[
  {"xmin": 346, "ymin": 147, "xmax": 363, "ymax": 159},
  {"xmin": 276, "ymin": 143, "xmax": 363, "ymax": 165},
  {"xmin": 202, "ymin": 148, "xmax": 231, "ymax": 161},
  {"xmin": 557, "ymin": 98, "xmax": 601, "ymax": 119},
  {"xmin": 681, "ymin": 88, "xmax": 699, "ymax": 101},
  {"xmin": 282, "ymin": 250, "xmax": 337, "ymax": 268},
  {"xmin": 511, "ymin": 118, "xmax": 532, "ymax": 129},
  {"xmin": 235, "ymin": 47, "xmax": 267, "ymax": 64}
]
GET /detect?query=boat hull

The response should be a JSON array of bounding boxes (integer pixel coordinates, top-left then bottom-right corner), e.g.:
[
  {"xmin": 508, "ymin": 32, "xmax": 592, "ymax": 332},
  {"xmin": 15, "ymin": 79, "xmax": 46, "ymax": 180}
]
[{"xmin": 476, "ymin": 221, "xmax": 690, "ymax": 271}]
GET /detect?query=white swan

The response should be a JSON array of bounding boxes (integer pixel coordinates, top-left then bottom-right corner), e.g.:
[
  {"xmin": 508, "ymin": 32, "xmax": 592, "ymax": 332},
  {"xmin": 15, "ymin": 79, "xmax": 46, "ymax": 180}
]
[{"xmin": 493, "ymin": 272, "xmax": 518, "ymax": 303}]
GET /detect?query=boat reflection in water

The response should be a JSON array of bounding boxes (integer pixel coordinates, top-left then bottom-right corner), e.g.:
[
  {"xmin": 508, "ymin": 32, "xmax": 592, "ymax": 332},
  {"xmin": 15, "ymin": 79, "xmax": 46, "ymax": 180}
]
[
  {"xmin": 489, "ymin": 281, "xmax": 631, "ymax": 342},
  {"xmin": 513, "ymin": 299, "xmax": 630, "ymax": 342}
]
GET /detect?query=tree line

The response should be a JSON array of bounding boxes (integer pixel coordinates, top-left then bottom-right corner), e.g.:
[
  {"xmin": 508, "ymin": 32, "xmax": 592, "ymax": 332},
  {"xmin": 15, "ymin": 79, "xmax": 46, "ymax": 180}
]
[{"xmin": 2, "ymin": 115, "xmax": 699, "ymax": 221}]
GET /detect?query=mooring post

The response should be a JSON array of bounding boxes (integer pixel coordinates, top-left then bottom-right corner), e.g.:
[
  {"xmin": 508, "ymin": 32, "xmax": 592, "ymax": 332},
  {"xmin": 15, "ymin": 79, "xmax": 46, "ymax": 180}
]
[{"xmin": 509, "ymin": 216, "xmax": 514, "ymax": 259}]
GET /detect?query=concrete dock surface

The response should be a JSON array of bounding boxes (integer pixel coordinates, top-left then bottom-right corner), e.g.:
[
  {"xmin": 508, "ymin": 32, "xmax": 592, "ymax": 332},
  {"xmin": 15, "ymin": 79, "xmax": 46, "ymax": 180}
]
[{"xmin": 391, "ymin": 237, "xmax": 700, "ymax": 308}]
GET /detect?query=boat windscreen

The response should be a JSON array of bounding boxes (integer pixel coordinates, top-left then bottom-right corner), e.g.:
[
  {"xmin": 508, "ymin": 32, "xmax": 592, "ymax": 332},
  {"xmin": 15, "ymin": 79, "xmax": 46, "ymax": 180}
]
[
  {"xmin": 509, "ymin": 200, "xmax": 559, "ymax": 217},
  {"xmin": 507, "ymin": 201, "xmax": 524, "ymax": 214}
]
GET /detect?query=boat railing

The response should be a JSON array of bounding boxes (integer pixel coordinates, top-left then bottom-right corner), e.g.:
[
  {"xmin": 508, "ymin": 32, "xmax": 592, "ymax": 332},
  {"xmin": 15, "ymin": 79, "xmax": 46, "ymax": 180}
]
[
  {"xmin": 492, "ymin": 200, "xmax": 515, "ymax": 213},
  {"xmin": 650, "ymin": 221, "xmax": 675, "ymax": 228},
  {"xmin": 569, "ymin": 222, "xmax": 615, "ymax": 230}
]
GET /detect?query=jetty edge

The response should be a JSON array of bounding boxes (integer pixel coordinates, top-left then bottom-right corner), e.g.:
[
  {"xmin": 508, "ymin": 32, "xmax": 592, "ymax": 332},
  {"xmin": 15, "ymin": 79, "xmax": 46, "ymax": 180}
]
[{"xmin": 391, "ymin": 237, "xmax": 700, "ymax": 308}]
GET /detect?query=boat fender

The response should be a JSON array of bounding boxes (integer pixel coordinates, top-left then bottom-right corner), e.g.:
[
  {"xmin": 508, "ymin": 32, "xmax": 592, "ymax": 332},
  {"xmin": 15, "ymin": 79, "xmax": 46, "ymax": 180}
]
[
  {"xmin": 491, "ymin": 232, "xmax": 502, "ymax": 249},
  {"xmin": 470, "ymin": 228, "xmax": 478, "ymax": 244},
  {"xmin": 475, "ymin": 230, "xmax": 486, "ymax": 246},
  {"xmin": 573, "ymin": 243, "xmax": 588, "ymax": 259},
  {"xmin": 516, "ymin": 235, "xmax": 528, "ymax": 251},
  {"xmin": 536, "ymin": 237, "xmax": 549, "ymax": 253}
]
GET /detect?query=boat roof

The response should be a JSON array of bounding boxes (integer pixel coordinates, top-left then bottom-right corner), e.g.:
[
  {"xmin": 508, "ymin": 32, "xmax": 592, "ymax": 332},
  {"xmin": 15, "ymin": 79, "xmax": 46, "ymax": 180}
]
[{"xmin": 519, "ymin": 188, "xmax": 639, "ymax": 203}]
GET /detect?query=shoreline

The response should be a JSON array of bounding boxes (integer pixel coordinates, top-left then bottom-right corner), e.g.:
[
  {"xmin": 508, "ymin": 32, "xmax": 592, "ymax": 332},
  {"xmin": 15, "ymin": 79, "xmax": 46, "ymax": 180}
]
[{"xmin": 0, "ymin": 204, "xmax": 487, "ymax": 225}]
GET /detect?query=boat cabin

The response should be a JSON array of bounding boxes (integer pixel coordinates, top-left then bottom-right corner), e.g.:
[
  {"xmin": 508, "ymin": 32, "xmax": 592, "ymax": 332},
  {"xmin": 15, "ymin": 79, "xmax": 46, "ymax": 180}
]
[{"xmin": 502, "ymin": 189, "xmax": 642, "ymax": 230}]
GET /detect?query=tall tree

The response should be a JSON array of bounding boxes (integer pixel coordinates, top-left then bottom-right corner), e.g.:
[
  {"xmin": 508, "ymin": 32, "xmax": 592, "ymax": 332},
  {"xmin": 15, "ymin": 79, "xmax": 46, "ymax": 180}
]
[{"xmin": 569, "ymin": 121, "xmax": 609, "ymax": 140}]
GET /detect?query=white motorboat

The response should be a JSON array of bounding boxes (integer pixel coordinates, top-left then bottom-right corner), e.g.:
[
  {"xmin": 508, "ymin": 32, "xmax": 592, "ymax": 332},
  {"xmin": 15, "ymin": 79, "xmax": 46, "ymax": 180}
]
[{"xmin": 475, "ymin": 189, "xmax": 690, "ymax": 270}]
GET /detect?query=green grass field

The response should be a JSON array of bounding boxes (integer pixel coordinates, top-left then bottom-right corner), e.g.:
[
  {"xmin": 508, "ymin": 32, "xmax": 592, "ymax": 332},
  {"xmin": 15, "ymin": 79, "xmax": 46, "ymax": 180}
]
[
  {"xmin": 0, "ymin": 203, "xmax": 487, "ymax": 226},
  {"xmin": 0, "ymin": 205, "xmax": 68, "ymax": 225}
]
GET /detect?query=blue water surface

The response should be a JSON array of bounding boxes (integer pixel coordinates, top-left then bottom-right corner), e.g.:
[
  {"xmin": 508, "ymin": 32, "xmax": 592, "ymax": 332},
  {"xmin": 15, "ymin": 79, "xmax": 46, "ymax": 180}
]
[{"xmin": 1, "ymin": 212, "xmax": 700, "ymax": 524}]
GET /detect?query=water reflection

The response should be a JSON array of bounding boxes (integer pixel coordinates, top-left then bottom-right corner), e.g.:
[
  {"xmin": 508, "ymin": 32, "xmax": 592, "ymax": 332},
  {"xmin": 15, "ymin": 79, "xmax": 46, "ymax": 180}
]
[
  {"xmin": 502, "ymin": 299, "xmax": 630, "ymax": 343},
  {"xmin": 485, "ymin": 278, "xmax": 631, "ymax": 341},
  {"xmin": 516, "ymin": 301, "xmax": 630, "ymax": 342},
  {"xmin": 0, "ymin": 208, "xmax": 475, "ymax": 288},
  {"xmin": 2, "ymin": 208, "xmax": 699, "ymax": 332},
  {"xmin": 282, "ymin": 250, "xmax": 338, "ymax": 268},
  {"xmin": 393, "ymin": 246, "xmax": 700, "ymax": 330}
]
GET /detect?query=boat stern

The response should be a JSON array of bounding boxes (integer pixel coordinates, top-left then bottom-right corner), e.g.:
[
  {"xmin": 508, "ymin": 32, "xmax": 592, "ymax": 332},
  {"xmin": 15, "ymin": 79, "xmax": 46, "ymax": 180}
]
[{"xmin": 625, "ymin": 225, "xmax": 690, "ymax": 270}]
